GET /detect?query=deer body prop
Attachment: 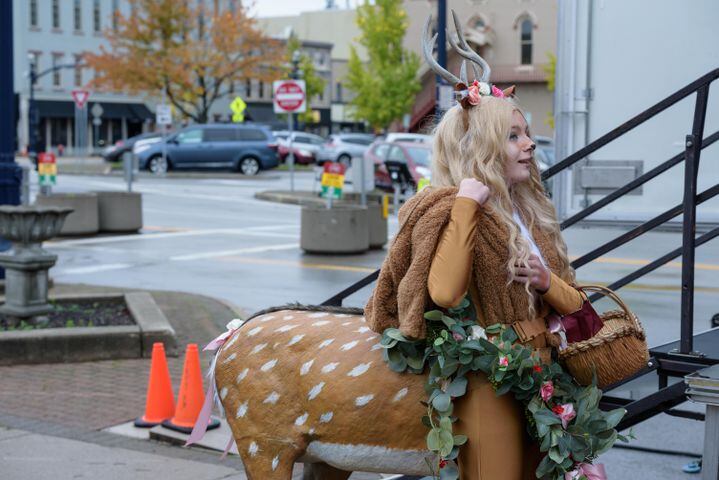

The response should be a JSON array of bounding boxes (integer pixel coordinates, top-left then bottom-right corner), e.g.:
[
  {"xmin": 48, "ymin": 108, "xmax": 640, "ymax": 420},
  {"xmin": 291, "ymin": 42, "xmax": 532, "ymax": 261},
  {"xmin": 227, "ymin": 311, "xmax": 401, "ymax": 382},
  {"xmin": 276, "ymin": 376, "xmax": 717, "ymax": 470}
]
[{"xmin": 214, "ymin": 307, "xmax": 435, "ymax": 479}]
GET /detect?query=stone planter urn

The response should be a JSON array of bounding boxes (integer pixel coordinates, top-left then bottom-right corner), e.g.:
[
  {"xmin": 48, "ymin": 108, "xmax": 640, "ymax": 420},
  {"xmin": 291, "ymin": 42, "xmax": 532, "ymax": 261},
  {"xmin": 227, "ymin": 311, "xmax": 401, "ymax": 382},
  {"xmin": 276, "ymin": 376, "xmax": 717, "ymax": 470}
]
[
  {"xmin": 0, "ymin": 206, "xmax": 73, "ymax": 317},
  {"xmin": 300, "ymin": 205, "xmax": 370, "ymax": 254}
]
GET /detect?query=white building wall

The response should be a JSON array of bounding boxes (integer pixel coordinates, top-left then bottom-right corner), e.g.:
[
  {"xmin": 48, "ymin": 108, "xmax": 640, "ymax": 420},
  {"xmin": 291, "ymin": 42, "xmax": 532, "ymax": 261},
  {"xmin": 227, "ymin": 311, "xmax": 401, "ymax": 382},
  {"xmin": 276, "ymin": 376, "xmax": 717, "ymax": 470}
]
[{"xmin": 556, "ymin": 0, "xmax": 719, "ymax": 224}]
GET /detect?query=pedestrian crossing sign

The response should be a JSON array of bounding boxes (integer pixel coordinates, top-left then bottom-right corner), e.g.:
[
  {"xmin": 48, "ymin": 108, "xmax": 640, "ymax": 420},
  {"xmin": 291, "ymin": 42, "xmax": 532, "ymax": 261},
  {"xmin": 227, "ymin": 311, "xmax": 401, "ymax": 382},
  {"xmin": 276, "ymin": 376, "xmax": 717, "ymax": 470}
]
[{"xmin": 230, "ymin": 96, "xmax": 247, "ymax": 123}]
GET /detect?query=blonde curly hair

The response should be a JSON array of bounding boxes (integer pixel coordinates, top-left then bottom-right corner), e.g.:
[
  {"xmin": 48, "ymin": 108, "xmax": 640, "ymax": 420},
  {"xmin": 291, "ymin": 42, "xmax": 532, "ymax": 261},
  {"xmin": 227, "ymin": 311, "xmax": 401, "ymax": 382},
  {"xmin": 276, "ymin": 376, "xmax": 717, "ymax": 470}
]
[{"xmin": 430, "ymin": 97, "xmax": 574, "ymax": 317}]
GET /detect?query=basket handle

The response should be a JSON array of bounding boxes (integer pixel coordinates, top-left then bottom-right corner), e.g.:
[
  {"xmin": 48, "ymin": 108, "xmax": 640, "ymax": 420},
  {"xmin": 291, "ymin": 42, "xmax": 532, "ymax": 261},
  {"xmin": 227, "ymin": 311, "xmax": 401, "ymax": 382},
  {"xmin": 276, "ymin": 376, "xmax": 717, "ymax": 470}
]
[{"xmin": 576, "ymin": 285, "xmax": 642, "ymax": 332}]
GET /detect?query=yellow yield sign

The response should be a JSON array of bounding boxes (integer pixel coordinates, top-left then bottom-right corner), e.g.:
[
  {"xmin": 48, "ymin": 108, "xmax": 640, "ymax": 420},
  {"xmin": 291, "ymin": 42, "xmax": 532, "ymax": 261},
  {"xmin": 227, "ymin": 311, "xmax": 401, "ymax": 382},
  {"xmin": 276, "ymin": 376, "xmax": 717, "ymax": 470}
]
[{"xmin": 230, "ymin": 96, "xmax": 247, "ymax": 122}]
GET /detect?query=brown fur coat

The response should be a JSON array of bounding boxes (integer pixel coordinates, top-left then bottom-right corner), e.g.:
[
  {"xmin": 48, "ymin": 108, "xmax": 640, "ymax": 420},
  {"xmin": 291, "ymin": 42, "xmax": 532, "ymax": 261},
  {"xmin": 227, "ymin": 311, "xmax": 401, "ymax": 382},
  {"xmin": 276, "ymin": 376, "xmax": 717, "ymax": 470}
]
[{"xmin": 364, "ymin": 186, "xmax": 564, "ymax": 340}]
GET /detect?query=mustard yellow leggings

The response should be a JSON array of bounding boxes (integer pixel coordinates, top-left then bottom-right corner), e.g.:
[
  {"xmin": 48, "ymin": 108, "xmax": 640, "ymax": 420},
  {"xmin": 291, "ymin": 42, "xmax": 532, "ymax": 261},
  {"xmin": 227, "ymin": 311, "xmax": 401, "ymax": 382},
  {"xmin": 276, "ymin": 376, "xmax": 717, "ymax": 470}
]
[{"xmin": 454, "ymin": 373, "xmax": 541, "ymax": 480}]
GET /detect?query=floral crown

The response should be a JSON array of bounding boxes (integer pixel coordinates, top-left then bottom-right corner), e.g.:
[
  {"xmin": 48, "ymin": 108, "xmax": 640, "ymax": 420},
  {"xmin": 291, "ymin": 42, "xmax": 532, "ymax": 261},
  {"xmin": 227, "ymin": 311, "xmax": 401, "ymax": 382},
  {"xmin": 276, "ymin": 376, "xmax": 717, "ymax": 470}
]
[{"xmin": 423, "ymin": 10, "xmax": 516, "ymax": 110}]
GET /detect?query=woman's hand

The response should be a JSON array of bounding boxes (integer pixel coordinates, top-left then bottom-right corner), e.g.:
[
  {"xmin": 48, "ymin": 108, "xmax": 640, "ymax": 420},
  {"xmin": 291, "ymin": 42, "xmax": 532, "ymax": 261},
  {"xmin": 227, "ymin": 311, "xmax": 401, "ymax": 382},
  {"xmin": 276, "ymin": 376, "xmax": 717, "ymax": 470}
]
[
  {"xmin": 513, "ymin": 254, "xmax": 551, "ymax": 293},
  {"xmin": 457, "ymin": 178, "xmax": 490, "ymax": 206}
]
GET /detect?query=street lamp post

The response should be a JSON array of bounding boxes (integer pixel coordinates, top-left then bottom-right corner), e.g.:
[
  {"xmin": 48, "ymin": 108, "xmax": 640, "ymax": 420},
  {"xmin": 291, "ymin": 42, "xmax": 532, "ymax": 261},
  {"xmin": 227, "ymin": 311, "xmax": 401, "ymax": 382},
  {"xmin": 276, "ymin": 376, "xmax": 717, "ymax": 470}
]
[{"xmin": 435, "ymin": 0, "xmax": 447, "ymax": 118}]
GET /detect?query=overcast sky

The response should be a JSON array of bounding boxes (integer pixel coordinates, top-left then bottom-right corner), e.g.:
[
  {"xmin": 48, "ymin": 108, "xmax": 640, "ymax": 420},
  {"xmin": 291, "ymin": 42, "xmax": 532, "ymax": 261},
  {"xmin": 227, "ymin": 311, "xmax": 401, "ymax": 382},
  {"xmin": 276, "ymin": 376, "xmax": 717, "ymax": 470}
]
[{"xmin": 249, "ymin": 0, "xmax": 360, "ymax": 18}]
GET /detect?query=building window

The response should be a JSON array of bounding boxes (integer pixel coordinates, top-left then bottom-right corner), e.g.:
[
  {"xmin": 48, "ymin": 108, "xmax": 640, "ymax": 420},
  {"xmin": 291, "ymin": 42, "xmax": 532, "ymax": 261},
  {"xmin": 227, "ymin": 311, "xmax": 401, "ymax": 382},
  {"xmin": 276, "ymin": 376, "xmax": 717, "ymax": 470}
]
[
  {"xmin": 52, "ymin": 0, "xmax": 60, "ymax": 29},
  {"xmin": 112, "ymin": 0, "xmax": 120, "ymax": 31},
  {"xmin": 93, "ymin": 0, "xmax": 101, "ymax": 32},
  {"xmin": 30, "ymin": 0, "xmax": 39, "ymax": 27},
  {"xmin": 245, "ymin": 79, "xmax": 252, "ymax": 98},
  {"xmin": 74, "ymin": 0, "xmax": 82, "ymax": 31},
  {"xmin": 520, "ymin": 19, "xmax": 533, "ymax": 64},
  {"xmin": 258, "ymin": 81, "xmax": 264, "ymax": 99},
  {"xmin": 336, "ymin": 82, "xmax": 342, "ymax": 102},
  {"xmin": 52, "ymin": 54, "xmax": 63, "ymax": 87},
  {"xmin": 318, "ymin": 86, "xmax": 323, "ymax": 102},
  {"xmin": 74, "ymin": 55, "xmax": 83, "ymax": 86},
  {"xmin": 228, "ymin": 0, "xmax": 237, "ymax": 13}
]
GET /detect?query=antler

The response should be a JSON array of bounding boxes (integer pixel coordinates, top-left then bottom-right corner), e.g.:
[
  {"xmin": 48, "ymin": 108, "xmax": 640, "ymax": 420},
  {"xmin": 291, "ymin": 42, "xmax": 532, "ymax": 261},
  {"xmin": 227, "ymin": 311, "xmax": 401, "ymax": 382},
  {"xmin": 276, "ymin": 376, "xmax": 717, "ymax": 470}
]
[
  {"xmin": 448, "ymin": 9, "xmax": 491, "ymax": 83},
  {"xmin": 422, "ymin": 15, "xmax": 460, "ymax": 85}
]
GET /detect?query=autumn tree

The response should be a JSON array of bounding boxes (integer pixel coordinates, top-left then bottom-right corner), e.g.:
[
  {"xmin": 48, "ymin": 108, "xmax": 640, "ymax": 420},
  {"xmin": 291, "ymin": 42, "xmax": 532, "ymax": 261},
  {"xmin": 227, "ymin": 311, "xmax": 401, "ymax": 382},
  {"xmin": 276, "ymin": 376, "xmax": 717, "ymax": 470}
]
[
  {"xmin": 345, "ymin": 0, "xmax": 421, "ymax": 132},
  {"xmin": 284, "ymin": 37, "xmax": 326, "ymax": 125},
  {"xmin": 85, "ymin": 0, "xmax": 283, "ymax": 123}
]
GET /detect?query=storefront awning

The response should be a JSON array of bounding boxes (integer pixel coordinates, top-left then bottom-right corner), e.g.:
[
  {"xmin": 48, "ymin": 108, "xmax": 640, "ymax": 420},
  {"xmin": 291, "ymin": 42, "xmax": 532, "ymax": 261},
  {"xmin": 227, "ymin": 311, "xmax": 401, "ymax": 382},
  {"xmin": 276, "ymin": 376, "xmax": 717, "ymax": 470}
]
[{"xmin": 35, "ymin": 100, "xmax": 153, "ymax": 121}]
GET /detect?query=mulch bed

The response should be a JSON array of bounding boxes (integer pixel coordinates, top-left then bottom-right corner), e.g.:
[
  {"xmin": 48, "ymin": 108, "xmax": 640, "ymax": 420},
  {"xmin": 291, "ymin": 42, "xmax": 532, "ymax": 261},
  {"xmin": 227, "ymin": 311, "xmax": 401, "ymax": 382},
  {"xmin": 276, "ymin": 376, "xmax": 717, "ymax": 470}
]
[{"xmin": 0, "ymin": 298, "xmax": 135, "ymax": 330}]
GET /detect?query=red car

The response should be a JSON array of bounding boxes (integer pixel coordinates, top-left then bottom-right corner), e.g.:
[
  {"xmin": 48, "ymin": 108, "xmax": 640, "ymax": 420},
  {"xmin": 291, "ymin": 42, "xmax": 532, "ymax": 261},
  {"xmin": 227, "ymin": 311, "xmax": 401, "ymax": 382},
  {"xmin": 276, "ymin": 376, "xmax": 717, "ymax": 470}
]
[
  {"xmin": 277, "ymin": 144, "xmax": 316, "ymax": 165},
  {"xmin": 365, "ymin": 141, "xmax": 432, "ymax": 192}
]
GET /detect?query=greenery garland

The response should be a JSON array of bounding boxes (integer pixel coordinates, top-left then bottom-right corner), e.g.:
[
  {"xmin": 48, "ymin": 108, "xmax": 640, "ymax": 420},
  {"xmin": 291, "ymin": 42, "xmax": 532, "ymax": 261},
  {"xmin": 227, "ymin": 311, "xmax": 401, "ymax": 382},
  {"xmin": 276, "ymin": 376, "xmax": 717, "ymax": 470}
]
[{"xmin": 380, "ymin": 297, "xmax": 632, "ymax": 480}]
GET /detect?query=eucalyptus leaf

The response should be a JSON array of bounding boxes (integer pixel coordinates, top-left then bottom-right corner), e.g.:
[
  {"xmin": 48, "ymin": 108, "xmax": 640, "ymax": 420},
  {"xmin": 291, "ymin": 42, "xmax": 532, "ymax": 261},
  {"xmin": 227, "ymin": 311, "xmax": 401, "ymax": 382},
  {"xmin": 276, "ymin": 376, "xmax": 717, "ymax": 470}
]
[
  {"xmin": 384, "ymin": 328, "xmax": 407, "ymax": 342},
  {"xmin": 438, "ymin": 429, "xmax": 455, "ymax": 457},
  {"xmin": 446, "ymin": 377, "xmax": 468, "ymax": 397},
  {"xmin": 453, "ymin": 434, "xmax": 468, "ymax": 446},
  {"xmin": 603, "ymin": 408, "xmax": 626, "ymax": 429},
  {"xmin": 533, "ymin": 409, "xmax": 562, "ymax": 426},
  {"xmin": 427, "ymin": 429, "xmax": 441, "ymax": 451},
  {"xmin": 424, "ymin": 310, "xmax": 444, "ymax": 321},
  {"xmin": 432, "ymin": 393, "xmax": 451, "ymax": 412}
]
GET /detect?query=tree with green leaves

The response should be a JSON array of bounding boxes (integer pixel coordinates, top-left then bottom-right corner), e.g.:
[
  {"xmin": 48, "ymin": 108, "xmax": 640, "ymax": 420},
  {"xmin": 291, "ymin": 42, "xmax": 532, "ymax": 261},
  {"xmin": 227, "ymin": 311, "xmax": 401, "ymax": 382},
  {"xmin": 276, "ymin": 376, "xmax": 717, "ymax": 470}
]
[
  {"xmin": 345, "ymin": 0, "xmax": 421, "ymax": 132},
  {"xmin": 284, "ymin": 37, "xmax": 326, "ymax": 125}
]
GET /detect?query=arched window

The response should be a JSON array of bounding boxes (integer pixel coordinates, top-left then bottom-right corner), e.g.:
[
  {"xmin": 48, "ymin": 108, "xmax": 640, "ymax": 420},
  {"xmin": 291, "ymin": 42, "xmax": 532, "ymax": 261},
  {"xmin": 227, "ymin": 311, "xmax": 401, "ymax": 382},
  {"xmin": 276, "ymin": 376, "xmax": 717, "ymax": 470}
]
[{"xmin": 520, "ymin": 18, "xmax": 533, "ymax": 64}]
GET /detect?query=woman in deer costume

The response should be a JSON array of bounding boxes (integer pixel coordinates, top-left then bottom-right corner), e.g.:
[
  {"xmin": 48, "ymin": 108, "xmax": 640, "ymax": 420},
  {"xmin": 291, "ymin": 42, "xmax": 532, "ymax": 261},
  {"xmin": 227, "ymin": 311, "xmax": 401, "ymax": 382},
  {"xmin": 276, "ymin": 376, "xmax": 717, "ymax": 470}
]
[{"xmin": 210, "ymin": 11, "xmax": 584, "ymax": 480}]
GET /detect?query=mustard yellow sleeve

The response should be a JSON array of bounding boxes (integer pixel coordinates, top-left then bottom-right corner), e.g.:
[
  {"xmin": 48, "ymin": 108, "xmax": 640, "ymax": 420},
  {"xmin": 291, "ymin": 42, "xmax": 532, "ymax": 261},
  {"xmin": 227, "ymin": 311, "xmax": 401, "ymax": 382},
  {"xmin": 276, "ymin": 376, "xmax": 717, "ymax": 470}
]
[
  {"xmin": 428, "ymin": 197, "xmax": 479, "ymax": 308},
  {"xmin": 541, "ymin": 272, "xmax": 584, "ymax": 315}
]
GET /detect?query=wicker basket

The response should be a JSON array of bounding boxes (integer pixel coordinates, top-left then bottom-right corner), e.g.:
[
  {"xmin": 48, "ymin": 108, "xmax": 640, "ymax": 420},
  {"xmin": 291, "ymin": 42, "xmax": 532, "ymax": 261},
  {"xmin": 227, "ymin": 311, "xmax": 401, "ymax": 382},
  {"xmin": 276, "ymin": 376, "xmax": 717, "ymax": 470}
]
[{"xmin": 558, "ymin": 285, "xmax": 650, "ymax": 389}]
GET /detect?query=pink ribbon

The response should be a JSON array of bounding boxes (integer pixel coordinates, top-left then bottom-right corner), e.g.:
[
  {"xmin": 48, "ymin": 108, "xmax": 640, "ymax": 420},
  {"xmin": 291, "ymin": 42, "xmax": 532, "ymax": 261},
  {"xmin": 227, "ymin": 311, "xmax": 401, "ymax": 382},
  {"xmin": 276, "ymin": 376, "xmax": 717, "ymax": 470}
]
[
  {"xmin": 565, "ymin": 463, "xmax": 607, "ymax": 480},
  {"xmin": 185, "ymin": 319, "xmax": 243, "ymax": 448}
]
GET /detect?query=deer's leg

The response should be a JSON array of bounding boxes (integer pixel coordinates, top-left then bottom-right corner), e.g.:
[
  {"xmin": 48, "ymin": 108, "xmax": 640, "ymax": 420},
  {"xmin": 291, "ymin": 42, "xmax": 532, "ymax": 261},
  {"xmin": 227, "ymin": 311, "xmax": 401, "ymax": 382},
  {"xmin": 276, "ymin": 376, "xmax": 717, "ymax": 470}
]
[
  {"xmin": 236, "ymin": 440, "xmax": 300, "ymax": 480},
  {"xmin": 302, "ymin": 462, "xmax": 352, "ymax": 480}
]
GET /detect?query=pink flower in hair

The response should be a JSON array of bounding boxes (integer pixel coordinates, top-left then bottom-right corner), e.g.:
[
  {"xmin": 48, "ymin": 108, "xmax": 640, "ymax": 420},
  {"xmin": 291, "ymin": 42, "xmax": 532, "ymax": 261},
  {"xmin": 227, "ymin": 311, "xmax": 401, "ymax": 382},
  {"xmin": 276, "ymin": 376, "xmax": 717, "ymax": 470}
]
[
  {"xmin": 491, "ymin": 85, "xmax": 505, "ymax": 98},
  {"xmin": 467, "ymin": 84, "xmax": 481, "ymax": 106}
]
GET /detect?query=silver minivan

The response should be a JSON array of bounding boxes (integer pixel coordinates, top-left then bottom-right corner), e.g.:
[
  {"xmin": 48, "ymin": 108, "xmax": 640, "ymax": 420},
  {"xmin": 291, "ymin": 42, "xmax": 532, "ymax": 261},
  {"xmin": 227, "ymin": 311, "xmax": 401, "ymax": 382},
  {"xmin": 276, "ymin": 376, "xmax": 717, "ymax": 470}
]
[{"xmin": 316, "ymin": 133, "xmax": 375, "ymax": 165}]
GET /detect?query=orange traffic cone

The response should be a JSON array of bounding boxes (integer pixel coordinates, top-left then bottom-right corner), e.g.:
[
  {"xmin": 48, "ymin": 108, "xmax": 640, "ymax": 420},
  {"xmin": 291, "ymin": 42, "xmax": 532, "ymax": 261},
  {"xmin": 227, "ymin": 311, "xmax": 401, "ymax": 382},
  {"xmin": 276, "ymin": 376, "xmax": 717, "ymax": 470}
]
[
  {"xmin": 135, "ymin": 342, "xmax": 175, "ymax": 428},
  {"xmin": 162, "ymin": 344, "xmax": 220, "ymax": 434}
]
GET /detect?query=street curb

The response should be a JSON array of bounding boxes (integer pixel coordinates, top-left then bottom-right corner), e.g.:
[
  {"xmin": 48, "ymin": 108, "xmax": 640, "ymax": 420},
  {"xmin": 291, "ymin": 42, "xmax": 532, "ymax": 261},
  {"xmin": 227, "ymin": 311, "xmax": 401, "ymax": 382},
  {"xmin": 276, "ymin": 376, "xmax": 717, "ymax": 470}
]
[
  {"xmin": 254, "ymin": 189, "xmax": 388, "ymax": 207},
  {"xmin": 0, "ymin": 292, "xmax": 177, "ymax": 365}
]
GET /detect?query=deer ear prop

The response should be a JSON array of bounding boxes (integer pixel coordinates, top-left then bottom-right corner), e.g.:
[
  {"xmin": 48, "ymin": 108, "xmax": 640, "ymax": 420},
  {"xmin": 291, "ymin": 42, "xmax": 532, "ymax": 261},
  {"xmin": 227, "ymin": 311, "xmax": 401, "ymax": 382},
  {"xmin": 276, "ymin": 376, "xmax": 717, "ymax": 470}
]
[{"xmin": 503, "ymin": 85, "xmax": 516, "ymax": 97}]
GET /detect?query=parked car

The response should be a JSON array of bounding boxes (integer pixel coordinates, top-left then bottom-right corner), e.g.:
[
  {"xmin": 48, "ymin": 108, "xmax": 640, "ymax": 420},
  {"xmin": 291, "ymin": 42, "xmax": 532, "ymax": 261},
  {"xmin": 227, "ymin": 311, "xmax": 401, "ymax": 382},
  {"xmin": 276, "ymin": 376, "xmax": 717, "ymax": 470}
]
[
  {"xmin": 132, "ymin": 135, "xmax": 165, "ymax": 156},
  {"xmin": 366, "ymin": 141, "xmax": 432, "ymax": 192},
  {"xmin": 274, "ymin": 131, "xmax": 325, "ymax": 164},
  {"xmin": 382, "ymin": 133, "xmax": 432, "ymax": 144},
  {"xmin": 316, "ymin": 133, "xmax": 375, "ymax": 166},
  {"xmin": 102, "ymin": 132, "xmax": 162, "ymax": 162},
  {"xmin": 135, "ymin": 124, "xmax": 279, "ymax": 175}
]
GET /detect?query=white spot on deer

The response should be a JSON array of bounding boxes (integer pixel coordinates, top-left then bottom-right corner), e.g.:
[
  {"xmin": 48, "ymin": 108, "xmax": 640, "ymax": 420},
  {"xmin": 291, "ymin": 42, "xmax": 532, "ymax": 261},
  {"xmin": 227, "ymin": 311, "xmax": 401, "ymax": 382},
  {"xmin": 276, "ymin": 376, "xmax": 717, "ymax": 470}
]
[
  {"xmin": 319, "ymin": 412, "xmax": 334, "ymax": 423},
  {"xmin": 308, "ymin": 382, "xmax": 325, "ymax": 400},
  {"xmin": 300, "ymin": 359, "xmax": 315, "ymax": 375},
  {"xmin": 287, "ymin": 334, "xmax": 305, "ymax": 346},
  {"xmin": 321, "ymin": 362, "xmax": 339, "ymax": 373},
  {"xmin": 365, "ymin": 336, "xmax": 376, "ymax": 342},
  {"xmin": 248, "ymin": 441, "xmax": 259, "ymax": 456},
  {"xmin": 355, "ymin": 394, "xmax": 374, "ymax": 407},
  {"xmin": 258, "ymin": 314, "xmax": 276, "ymax": 322},
  {"xmin": 393, "ymin": 387, "xmax": 409, "ymax": 402},
  {"xmin": 271, "ymin": 455, "xmax": 279, "ymax": 471},
  {"xmin": 236, "ymin": 400, "xmax": 249, "ymax": 418},
  {"xmin": 222, "ymin": 353, "xmax": 237, "ymax": 364},
  {"xmin": 263, "ymin": 391, "xmax": 280, "ymax": 405},
  {"xmin": 273, "ymin": 342, "xmax": 280, "ymax": 349},
  {"xmin": 312, "ymin": 320, "xmax": 331, "ymax": 327},
  {"xmin": 250, "ymin": 343, "xmax": 267, "ymax": 355},
  {"xmin": 355, "ymin": 326, "xmax": 371, "ymax": 334},
  {"xmin": 275, "ymin": 324, "xmax": 299, "ymax": 333},
  {"xmin": 309, "ymin": 428, "xmax": 315, "ymax": 435},
  {"xmin": 333, "ymin": 313, "xmax": 351, "ymax": 318},
  {"xmin": 236, "ymin": 368, "xmax": 249, "ymax": 383},
  {"xmin": 295, "ymin": 412, "xmax": 309, "ymax": 426},
  {"xmin": 340, "ymin": 340, "xmax": 359, "ymax": 351},
  {"xmin": 260, "ymin": 359, "xmax": 278, "ymax": 372},
  {"xmin": 224, "ymin": 332, "xmax": 241, "ymax": 350},
  {"xmin": 370, "ymin": 343, "xmax": 383, "ymax": 351},
  {"xmin": 347, "ymin": 362, "xmax": 372, "ymax": 377},
  {"xmin": 220, "ymin": 387, "xmax": 228, "ymax": 400},
  {"xmin": 308, "ymin": 312, "xmax": 329, "ymax": 318},
  {"xmin": 360, "ymin": 316, "xmax": 367, "ymax": 322},
  {"xmin": 247, "ymin": 326, "xmax": 263, "ymax": 337},
  {"xmin": 342, "ymin": 322, "xmax": 352, "ymax": 326},
  {"xmin": 282, "ymin": 315, "xmax": 294, "ymax": 320},
  {"xmin": 318, "ymin": 338, "xmax": 335, "ymax": 349}
]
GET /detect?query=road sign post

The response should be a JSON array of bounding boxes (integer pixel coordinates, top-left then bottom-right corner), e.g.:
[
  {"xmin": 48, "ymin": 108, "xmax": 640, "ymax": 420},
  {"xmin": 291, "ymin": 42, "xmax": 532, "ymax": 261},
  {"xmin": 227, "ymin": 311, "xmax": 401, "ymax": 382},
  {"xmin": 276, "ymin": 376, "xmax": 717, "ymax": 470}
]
[
  {"xmin": 72, "ymin": 90, "xmax": 89, "ymax": 156},
  {"xmin": 90, "ymin": 103, "xmax": 103, "ymax": 153},
  {"xmin": 156, "ymin": 99, "xmax": 172, "ymax": 179},
  {"xmin": 273, "ymin": 80, "xmax": 306, "ymax": 193}
]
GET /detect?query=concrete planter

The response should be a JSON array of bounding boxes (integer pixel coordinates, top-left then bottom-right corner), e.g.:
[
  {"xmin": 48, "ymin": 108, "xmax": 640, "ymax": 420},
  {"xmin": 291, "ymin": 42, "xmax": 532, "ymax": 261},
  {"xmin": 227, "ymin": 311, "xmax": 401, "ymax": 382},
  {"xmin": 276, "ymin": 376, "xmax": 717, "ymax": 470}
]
[
  {"xmin": 300, "ymin": 205, "xmax": 369, "ymax": 254},
  {"xmin": 95, "ymin": 191, "xmax": 143, "ymax": 233},
  {"xmin": 35, "ymin": 193, "xmax": 99, "ymax": 235},
  {"xmin": 367, "ymin": 203, "xmax": 388, "ymax": 249}
]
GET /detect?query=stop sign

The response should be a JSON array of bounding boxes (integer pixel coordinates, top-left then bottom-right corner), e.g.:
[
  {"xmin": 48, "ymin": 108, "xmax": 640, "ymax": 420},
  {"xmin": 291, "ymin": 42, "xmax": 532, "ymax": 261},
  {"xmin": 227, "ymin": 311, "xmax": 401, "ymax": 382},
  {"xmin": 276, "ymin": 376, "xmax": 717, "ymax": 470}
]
[{"xmin": 273, "ymin": 80, "xmax": 306, "ymax": 114}]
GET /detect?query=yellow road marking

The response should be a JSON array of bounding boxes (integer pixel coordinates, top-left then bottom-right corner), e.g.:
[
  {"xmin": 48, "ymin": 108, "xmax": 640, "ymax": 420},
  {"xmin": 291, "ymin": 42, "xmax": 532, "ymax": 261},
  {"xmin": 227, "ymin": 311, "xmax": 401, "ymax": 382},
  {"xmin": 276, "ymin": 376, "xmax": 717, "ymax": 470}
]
[{"xmin": 570, "ymin": 255, "xmax": 719, "ymax": 271}]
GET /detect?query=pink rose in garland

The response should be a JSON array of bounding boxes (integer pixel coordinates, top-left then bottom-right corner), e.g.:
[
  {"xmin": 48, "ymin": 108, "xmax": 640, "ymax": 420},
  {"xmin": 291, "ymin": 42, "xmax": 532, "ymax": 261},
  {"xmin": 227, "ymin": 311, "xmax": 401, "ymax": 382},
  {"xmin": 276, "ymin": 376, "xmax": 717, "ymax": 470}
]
[
  {"xmin": 540, "ymin": 381, "xmax": 554, "ymax": 402},
  {"xmin": 552, "ymin": 403, "xmax": 577, "ymax": 429},
  {"xmin": 498, "ymin": 355, "xmax": 510, "ymax": 371},
  {"xmin": 452, "ymin": 332, "xmax": 464, "ymax": 341}
]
